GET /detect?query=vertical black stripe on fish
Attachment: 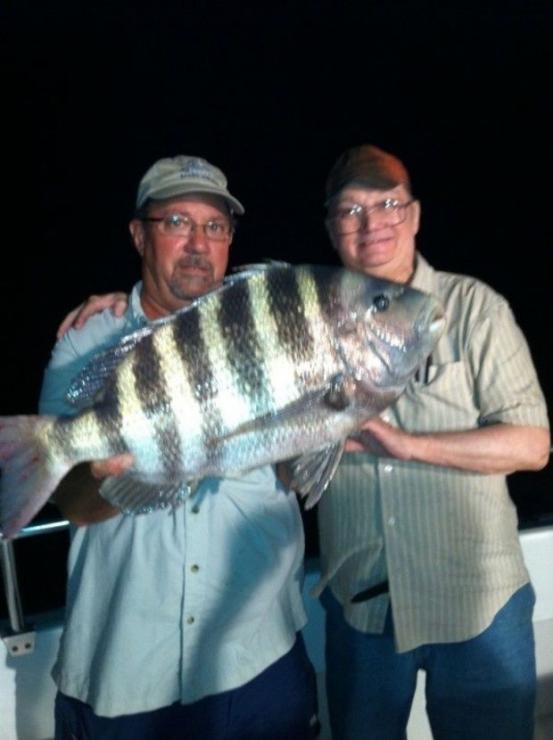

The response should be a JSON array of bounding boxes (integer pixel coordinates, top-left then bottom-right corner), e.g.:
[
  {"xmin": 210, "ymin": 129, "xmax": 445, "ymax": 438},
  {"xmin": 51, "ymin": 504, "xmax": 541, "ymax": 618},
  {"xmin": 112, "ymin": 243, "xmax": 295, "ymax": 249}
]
[
  {"xmin": 132, "ymin": 333, "xmax": 182, "ymax": 480},
  {"xmin": 49, "ymin": 415, "xmax": 86, "ymax": 461},
  {"xmin": 172, "ymin": 309, "xmax": 223, "ymax": 466},
  {"xmin": 217, "ymin": 278, "xmax": 271, "ymax": 408},
  {"xmin": 265, "ymin": 266, "xmax": 315, "ymax": 364},
  {"xmin": 310, "ymin": 265, "xmax": 340, "ymax": 324},
  {"xmin": 87, "ymin": 378, "xmax": 128, "ymax": 455},
  {"xmin": 173, "ymin": 310, "xmax": 217, "ymax": 402}
]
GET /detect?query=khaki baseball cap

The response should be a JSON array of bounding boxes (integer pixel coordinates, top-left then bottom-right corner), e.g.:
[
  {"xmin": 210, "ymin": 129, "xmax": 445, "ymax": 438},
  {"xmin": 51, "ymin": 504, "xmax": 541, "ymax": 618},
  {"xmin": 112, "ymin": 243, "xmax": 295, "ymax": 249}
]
[{"xmin": 136, "ymin": 155, "xmax": 245, "ymax": 214}]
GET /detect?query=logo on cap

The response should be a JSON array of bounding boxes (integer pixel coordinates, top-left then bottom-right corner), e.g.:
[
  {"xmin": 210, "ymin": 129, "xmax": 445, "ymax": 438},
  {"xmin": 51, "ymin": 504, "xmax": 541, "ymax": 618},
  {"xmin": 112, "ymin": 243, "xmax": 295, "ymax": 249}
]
[{"xmin": 178, "ymin": 159, "xmax": 222, "ymax": 186}]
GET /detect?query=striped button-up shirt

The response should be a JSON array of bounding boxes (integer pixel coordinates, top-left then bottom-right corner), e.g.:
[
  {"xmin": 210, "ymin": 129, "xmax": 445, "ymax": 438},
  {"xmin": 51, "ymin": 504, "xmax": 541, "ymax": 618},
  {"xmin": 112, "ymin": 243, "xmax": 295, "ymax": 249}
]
[{"xmin": 315, "ymin": 254, "xmax": 549, "ymax": 652}]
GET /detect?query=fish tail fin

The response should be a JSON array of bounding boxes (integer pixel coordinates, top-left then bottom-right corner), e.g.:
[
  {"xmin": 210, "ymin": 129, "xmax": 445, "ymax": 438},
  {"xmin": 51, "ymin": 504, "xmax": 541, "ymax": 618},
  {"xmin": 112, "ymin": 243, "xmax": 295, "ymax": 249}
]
[{"xmin": 0, "ymin": 415, "xmax": 69, "ymax": 539}]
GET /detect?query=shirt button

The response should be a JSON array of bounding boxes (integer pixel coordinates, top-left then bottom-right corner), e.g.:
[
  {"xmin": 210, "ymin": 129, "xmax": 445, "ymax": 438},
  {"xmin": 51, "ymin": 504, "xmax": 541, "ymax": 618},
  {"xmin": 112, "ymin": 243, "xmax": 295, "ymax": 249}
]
[
  {"xmin": 190, "ymin": 564, "xmax": 199, "ymax": 573},
  {"xmin": 187, "ymin": 616, "xmax": 195, "ymax": 625},
  {"xmin": 383, "ymin": 464, "xmax": 393, "ymax": 473},
  {"xmin": 191, "ymin": 505, "xmax": 200, "ymax": 514},
  {"xmin": 388, "ymin": 517, "xmax": 396, "ymax": 526}
]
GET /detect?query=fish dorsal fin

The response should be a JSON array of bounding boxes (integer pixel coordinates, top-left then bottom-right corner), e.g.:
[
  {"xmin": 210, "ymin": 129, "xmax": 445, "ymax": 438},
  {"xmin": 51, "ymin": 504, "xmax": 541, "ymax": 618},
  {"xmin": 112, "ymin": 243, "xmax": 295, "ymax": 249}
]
[
  {"xmin": 65, "ymin": 324, "xmax": 158, "ymax": 408},
  {"xmin": 215, "ymin": 261, "xmax": 291, "ymax": 291},
  {"xmin": 100, "ymin": 476, "xmax": 194, "ymax": 514},
  {"xmin": 229, "ymin": 260, "xmax": 290, "ymax": 275},
  {"xmin": 65, "ymin": 263, "xmax": 290, "ymax": 409},
  {"xmin": 287, "ymin": 442, "xmax": 345, "ymax": 509}
]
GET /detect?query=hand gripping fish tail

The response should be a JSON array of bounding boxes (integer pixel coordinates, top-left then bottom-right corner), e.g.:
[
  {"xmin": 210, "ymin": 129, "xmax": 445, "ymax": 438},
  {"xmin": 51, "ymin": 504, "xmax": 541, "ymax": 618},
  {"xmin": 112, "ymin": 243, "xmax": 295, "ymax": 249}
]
[{"xmin": 0, "ymin": 415, "xmax": 70, "ymax": 540}]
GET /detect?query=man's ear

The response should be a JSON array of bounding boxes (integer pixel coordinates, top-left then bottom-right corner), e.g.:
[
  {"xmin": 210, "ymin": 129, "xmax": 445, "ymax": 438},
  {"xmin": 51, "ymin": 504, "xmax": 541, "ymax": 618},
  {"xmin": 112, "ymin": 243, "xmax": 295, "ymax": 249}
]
[
  {"xmin": 411, "ymin": 200, "xmax": 421, "ymax": 236},
  {"xmin": 129, "ymin": 219, "xmax": 145, "ymax": 257}
]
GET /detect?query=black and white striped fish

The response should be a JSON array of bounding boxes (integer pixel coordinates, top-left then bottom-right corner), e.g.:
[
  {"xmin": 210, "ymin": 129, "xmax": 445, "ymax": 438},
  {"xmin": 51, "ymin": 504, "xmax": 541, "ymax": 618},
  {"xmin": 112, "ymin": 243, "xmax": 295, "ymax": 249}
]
[{"xmin": 0, "ymin": 263, "xmax": 444, "ymax": 538}]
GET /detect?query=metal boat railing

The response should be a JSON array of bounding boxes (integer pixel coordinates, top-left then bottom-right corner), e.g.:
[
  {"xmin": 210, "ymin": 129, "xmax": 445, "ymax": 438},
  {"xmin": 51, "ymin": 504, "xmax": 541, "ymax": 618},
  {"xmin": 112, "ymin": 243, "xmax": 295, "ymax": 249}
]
[
  {"xmin": 1, "ymin": 449, "xmax": 552, "ymax": 657},
  {"xmin": 0, "ymin": 520, "xmax": 69, "ymax": 657}
]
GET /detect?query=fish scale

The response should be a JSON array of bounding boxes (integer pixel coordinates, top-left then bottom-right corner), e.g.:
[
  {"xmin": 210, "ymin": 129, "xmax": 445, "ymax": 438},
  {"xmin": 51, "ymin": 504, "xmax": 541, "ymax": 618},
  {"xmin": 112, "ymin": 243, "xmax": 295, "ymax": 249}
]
[{"xmin": 0, "ymin": 263, "xmax": 445, "ymax": 539}]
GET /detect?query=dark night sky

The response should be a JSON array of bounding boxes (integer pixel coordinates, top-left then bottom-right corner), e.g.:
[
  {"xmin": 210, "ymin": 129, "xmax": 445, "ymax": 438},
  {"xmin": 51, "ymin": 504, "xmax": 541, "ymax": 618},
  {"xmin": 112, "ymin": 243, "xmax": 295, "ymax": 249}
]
[{"xmin": 2, "ymin": 1, "xmax": 552, "ymax": 525}]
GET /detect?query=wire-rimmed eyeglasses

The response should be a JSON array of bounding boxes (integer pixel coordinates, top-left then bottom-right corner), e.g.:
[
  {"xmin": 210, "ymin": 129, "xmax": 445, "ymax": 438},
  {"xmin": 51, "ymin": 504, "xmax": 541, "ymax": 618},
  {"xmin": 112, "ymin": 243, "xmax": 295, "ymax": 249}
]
[
  {"xmin": 141, "ymin": 213, "xmax": 233, "ymax": 241},
  {"xmin": 327, "ymin": 198, "xmax": 415, "ymax": 235}
]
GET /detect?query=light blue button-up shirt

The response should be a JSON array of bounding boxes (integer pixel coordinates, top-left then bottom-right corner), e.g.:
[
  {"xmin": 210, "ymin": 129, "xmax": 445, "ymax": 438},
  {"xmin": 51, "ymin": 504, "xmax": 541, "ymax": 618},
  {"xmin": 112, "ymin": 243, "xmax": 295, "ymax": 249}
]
[{"xmin": 39, "ymin": 283, "xmax": 307, "ymax": 717}]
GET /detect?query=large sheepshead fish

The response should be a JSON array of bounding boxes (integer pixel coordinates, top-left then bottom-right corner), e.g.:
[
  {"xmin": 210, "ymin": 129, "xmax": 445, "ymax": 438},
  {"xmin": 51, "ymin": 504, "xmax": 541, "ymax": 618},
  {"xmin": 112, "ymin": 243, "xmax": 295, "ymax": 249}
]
[{"xmin": 0, "ymin": 263, "xmax": 444, "ymax": 538}]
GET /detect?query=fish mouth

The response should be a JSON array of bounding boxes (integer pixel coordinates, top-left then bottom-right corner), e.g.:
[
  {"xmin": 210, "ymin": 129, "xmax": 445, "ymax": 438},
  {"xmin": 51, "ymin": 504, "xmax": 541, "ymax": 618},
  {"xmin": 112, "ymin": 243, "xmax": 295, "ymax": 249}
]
[
  {"xmin": 424, "ymin": 303, "xmax": 446, "ymax": 348},
  {"xmin": 429, "ymin": 314, "xmax": 446, "ymax": 339}
]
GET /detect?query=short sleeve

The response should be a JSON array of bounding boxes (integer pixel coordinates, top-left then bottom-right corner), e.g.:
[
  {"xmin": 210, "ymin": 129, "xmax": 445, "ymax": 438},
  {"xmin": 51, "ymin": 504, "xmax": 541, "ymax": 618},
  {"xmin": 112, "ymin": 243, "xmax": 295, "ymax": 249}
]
[
  {"xmin": 469, "ymin": 299, "xmax": 549, "ymax": 429},
  {"xmin": 38, "ymin": 310, "xmax": 133, "ymax": 416}
]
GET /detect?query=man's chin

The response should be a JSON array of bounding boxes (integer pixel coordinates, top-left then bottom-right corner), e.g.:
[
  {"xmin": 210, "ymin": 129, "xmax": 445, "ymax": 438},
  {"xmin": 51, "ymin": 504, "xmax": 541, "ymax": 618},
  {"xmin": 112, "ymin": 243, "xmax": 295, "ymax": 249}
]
[
  {"xmin": 358, "ymin": 253, "xmax": 394, "ymax": 271},
  {"xmin": 171, "ymin": 275, "xmax": 216, "ymax": 301}
]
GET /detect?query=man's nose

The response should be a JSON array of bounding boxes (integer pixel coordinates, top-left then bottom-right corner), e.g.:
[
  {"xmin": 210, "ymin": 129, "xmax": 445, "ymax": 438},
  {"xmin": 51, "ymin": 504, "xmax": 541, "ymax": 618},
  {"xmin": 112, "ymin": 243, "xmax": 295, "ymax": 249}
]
[
  {"xmin": 184, "ymin": 224, "xmax": 209, "ymax": 252},
  {"xmin": 360, "ymin": 207, "xmax": 387, "ymax": 231}
]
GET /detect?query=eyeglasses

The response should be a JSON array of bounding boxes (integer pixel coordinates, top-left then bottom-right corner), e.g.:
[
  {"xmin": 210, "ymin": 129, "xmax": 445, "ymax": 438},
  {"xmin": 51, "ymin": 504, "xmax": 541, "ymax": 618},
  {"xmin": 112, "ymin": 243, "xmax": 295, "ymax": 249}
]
[
  {"xmin": 141, "ymin": 213, "xmax": 233, "ymax": 241},
  {"xmin": 327, "ymin": 198, "xmax": 415, "ymax": 235}
]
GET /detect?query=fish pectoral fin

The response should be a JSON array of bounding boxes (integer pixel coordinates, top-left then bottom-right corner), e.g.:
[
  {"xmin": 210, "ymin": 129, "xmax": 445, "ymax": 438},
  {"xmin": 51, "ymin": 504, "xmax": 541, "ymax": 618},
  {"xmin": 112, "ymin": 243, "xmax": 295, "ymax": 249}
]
[
  {"xmin": 323, "ymin": 373, "xmax": 356, "ymax": 411},
  {"xmin": 218, "ymin": 387, "xmax": 338, "ymax": 442},
  {"xmin": 288, "ymin": 442, "xmax": 345, "ymax": 509},
  {"xmin": 99, "ymin": 476, "xmax": 191, "ymax": 515}
]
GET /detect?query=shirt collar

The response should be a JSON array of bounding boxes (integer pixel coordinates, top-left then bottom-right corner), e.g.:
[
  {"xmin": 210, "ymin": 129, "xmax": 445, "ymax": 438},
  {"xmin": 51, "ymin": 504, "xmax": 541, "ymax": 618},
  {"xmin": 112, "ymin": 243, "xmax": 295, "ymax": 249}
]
[
  {"xmin": 408, "ymin": 252, "xmax": 436, "ymax": 294},
  {"xmin": 129, "ymin": 281, "xmax": 148, "ymax": 325}
]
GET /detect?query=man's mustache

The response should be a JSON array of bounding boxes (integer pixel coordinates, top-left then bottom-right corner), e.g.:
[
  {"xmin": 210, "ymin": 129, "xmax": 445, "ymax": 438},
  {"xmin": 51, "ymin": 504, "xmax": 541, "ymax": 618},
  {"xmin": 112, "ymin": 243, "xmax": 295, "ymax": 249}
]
[{"xmin": 176, "ymin": 256, "xmax": 213, "ymax": 272}]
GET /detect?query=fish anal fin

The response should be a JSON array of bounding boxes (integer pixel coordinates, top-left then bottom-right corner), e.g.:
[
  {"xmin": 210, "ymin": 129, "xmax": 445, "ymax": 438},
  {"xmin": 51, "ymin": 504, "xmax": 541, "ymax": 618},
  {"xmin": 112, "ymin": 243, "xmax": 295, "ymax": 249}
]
[{"xmin": 100, "ymin": 476, "xmax": 191, "ymax": 515}]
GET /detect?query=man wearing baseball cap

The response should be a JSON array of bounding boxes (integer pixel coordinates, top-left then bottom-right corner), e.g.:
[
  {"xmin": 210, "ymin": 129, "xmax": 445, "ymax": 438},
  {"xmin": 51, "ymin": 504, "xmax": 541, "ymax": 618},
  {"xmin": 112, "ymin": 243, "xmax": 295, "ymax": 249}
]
[
  {"xmin": 316, "ymin": 144, "xmax": 549, "ymax": 739},
  {"xmin": 39, "ymin": 155, "xmax": 319, "ymax": 739}
]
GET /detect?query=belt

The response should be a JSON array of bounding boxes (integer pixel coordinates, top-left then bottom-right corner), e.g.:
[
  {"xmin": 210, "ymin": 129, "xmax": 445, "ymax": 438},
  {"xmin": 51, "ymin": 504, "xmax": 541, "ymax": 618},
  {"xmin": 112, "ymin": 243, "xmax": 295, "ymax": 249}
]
[{"xmin": 350, "ymin": 580, "xmax": 389, "ymax": 603}]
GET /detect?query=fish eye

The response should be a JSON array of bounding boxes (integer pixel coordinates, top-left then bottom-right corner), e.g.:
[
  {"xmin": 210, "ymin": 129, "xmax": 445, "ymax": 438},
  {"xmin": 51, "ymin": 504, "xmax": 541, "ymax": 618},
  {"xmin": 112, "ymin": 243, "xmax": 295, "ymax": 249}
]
[{"xmin": 373, "ymin": 294, "xmax": 390, "ymax": 312}]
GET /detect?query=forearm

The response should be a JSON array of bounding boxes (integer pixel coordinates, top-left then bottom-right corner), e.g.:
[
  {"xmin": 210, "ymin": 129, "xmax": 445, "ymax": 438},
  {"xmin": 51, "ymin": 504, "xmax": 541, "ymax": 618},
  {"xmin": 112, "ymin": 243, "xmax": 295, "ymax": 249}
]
[
  {"xmin": 51, "ymin": 463, "xmax": 120, "ymax": 526},
  {"xmin": 405, "ymin": 424, "xmax": 550, "ymax": 475},
  {"xmin": 353, "ymin": 419, "xmax": 550, "ymax": 475}
]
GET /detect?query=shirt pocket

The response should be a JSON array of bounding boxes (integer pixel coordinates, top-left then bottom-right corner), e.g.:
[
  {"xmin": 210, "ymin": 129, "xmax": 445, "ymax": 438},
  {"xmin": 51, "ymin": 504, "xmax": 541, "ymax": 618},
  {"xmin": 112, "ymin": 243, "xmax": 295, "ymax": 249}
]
[{"xmin": 402, "ymin": 360, "xmax": 479, "ymax": 430}]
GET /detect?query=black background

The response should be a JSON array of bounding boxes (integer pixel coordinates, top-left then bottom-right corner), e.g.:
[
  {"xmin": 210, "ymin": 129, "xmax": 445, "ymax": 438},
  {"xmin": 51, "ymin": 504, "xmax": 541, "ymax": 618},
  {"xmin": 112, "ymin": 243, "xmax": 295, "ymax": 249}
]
[{"xmin": 1, "ymin": 1, "xmax": 552, "ymax": 614}]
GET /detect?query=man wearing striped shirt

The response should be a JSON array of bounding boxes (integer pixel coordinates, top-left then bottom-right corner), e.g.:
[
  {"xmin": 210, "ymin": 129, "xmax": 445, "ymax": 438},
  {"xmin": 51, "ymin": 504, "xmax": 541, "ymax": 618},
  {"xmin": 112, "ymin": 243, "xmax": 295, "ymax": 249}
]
[{"xmin": 316, "ymin": 144, "xmax": 550, "ymax": 739}]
